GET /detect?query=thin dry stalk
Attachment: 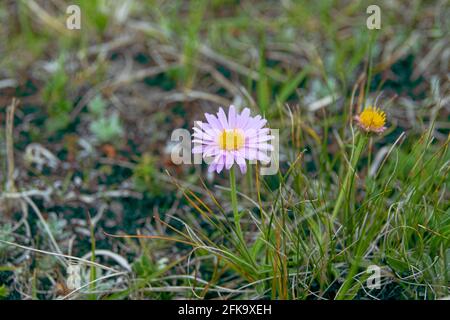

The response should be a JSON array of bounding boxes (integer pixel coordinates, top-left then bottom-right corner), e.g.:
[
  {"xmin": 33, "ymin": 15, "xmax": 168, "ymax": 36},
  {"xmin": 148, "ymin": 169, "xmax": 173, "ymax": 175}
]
[{"xmin": 6, "ymin": 98, "xmax": 18, "ymax": 193}]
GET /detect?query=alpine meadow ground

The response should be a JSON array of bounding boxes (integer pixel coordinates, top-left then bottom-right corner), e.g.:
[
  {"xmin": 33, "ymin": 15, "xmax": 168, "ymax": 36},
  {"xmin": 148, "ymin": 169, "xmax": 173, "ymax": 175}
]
[{"xmin": 0, "ymin": 0, "xmax": 448, "ymax": 300}]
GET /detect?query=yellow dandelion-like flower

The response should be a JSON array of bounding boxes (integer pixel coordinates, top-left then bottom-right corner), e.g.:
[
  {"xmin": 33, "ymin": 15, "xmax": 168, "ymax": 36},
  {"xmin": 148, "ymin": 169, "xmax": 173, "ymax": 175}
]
[{"xmin": 354, "ymin": 106, "xmax": 387, "ymax": 134}]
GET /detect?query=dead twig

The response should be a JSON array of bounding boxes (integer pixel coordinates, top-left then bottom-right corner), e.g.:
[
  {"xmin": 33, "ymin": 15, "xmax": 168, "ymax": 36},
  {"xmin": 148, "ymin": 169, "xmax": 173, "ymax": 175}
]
[{"xmin": 6, "ymin": 98, "xmax": 19, "ymax": 193}]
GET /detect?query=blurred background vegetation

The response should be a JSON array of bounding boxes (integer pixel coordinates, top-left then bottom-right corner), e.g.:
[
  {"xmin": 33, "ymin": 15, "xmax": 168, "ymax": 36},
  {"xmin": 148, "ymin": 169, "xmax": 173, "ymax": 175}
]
[{"xmin": 0, "ymin": 0, "xmax": 448, "ymax": 299}]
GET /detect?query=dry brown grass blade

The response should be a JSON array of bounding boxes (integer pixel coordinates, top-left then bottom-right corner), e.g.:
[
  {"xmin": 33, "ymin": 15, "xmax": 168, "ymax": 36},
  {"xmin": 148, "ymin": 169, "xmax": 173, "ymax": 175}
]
[
  {"xmin": 104, "ymin": 231, "xmax": 197, "ymax": 247},
  {"xmin": 2, "ymin": 98, "xmax": 21, "ymax": 216},
  {"xmin": 25, "ymin": 0, "xmax": 71, "ymax": 36},
  {"xmin": 6, "ymin": 98, "xmax": 19, "ymax": 193}
]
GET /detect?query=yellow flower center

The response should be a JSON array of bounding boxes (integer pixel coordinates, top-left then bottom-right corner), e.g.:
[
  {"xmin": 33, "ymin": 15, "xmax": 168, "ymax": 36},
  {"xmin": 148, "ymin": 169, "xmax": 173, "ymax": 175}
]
[
  {"xmin": 218, "ymin": 129, "xmax": 245, "ymax": 151},
  {"xmin": 359, "ymin": 107, "xmax": 386, "ymax": 130}
]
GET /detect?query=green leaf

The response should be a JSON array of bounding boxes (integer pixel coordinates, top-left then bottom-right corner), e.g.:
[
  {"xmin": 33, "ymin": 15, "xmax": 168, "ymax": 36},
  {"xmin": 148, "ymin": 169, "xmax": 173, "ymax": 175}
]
[
  {"xmin": 0, "ymin": 285, "xmax": 9, "ymax": 299},
  {"xmin": 88, "ymin": 95, "xmax": 107, "ymax": 116},
  {"xmin": 89, "ymin": 113, "xmax": 124, "ymax": 143},
  {"xmin": 386, "ymin": 255, "xmax": 409, "ymax": 273}
]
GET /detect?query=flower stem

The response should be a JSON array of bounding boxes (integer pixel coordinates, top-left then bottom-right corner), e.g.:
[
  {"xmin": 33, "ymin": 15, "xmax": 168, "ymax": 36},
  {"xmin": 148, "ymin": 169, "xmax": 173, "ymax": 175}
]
[
  {"xmin": 229, "ymin": 166, "xmax": 257, "ymax": 269},
  {"xmin": 331, "ymin": 133, "xmax": 367, "ymax": 221},
  {"xmin": 229, "ymin": 165, "xmax": 242, "ymax": 236}
]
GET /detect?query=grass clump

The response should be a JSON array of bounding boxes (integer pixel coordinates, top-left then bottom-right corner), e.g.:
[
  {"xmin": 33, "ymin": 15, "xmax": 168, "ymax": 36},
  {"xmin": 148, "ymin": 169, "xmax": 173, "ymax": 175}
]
[{"xmin": 0, "ymin": 0, "xmax": 448, "ymax": 300}]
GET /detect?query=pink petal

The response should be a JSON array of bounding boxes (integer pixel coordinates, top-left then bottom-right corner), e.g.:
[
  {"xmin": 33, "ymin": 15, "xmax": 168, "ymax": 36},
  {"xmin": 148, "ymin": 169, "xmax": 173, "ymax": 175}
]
[
  {"xmin": 244, "ymin": 115, "xmax": 262, "ymax": 130},
  {"xmin": 235, "ymin": 152, "xmax": 247, "ymax": 174},
  {"xmin": 216, "ymin": 155, "xmax": 225, "ymax": 173},
  {"xmin": 208, "ymin": 163, "xmax": 217, "ymax": 173},
  {"xmin": 192, "ymin": 134, "xmax": 215, "ymax": 142},
  {"xmin": 225, "ymin": 151, "xmax": 234, "ymax": 170},
  {"xmin": 237, "ymin": 108, "xmax": 251, "ymax": 128},
  {"xmin": 205, "ymin": 113, "xmax": 222, "ymax": 131},
  {"xmin": 244, "ymin": 148, "xmax": 258, "ymax": 160},
  {"xmin": 217, "ymin": 108, "xmax": 229, "ymax": 129},
  {"xmin": 256, "ymin": 151, "xmax": 270, "ymax": 163},
  {"xmin": 192, "ymin": 145, "xmax": 204, "ymax": 153},
  {"xmin": 204, "ymin": 146, "xmax": 220, "ymax": 157},
  {"xmin": 246, "ymin": 143, "xmax": 274, "ymax": 151},
  {"xmin": 245, "ymin": 128, "xmax": 270, "ymax": 137},
  {"xmin": 247, "ymin": 134, "xmax": 274, "ymax": 143},
  {"xmin": 193, "ymin": 127, "xmax": 214, "ymax": 139},
  {"xmin": 254, "ymin": 118, "xmax": 267, "ymax": 130},
  {"xmin": 192, "ymin": 139, "xmax": 215, "ymax": 145},
  {"xmin": 228, "ymin": 105, "xmax": 237, "ymax": 128}
]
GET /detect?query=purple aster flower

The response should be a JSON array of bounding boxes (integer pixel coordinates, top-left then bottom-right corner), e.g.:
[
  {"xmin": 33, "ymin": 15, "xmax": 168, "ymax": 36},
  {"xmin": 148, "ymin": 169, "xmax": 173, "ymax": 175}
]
[{"xmin": 192, "ymin": 105, "xmax": 274, "ymax": 174}]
